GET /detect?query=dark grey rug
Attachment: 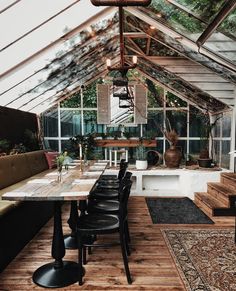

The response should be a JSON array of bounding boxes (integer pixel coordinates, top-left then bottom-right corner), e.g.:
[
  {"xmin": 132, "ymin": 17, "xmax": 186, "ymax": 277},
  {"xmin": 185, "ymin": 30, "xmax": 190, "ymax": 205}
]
[{"xmin": 146, "ymin": 197, "xmax": 214, "ymax": 224}]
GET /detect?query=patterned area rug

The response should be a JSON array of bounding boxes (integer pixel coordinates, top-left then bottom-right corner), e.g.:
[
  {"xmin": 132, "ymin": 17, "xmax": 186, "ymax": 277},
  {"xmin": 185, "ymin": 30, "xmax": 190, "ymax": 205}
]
[
  {"xmin": 146, "ymin": 197, "xmax": 214, "ymax": 224},
  {"xmin": 162, "ymin": 229, "xmax": 236, "ymax": 291}
]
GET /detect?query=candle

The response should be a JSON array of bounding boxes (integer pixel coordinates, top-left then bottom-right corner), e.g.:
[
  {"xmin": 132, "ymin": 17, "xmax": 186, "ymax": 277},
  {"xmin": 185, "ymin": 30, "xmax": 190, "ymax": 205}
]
[{"xmin": 79, "ymin": 144, "xmax": 82, "ymax": 159}]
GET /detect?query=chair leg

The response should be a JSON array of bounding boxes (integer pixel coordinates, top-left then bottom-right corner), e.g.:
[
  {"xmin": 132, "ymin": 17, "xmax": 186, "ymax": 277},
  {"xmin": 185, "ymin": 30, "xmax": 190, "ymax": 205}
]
[
  {"xmin": 83, "ymin": 246, "xmax": 87, "ymax": 265},
  {"xmin": 78, "ymin": 235, "xmax": 83, "ymax": 286},
  {"xmin": 124, "ymin": 233, "xmax": 131, "ymax": 256},
  {"xmin": 88, "ymin": 246, "xmax": 92, "ymax": 254},
  {"xmin": 119, "ymin": 230, "xmax": 132, "ymax": 284},
  {"xmin": 125, "ymin": 220, "xmax": 131, "ymax": 243}
]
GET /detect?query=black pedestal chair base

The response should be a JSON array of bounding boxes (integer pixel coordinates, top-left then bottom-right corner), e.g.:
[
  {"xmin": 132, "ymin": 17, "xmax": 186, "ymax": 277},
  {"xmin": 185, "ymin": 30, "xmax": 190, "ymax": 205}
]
[{"xmin": 77, "ymin": 182, "xmax": 133, "ymax": 286}]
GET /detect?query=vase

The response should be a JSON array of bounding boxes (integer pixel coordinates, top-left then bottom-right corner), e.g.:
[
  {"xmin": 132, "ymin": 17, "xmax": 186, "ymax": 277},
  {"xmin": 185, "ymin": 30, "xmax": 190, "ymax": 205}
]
[{"xmin": 164, "ymin": 146, "xmax": 182, "ymax": 168}]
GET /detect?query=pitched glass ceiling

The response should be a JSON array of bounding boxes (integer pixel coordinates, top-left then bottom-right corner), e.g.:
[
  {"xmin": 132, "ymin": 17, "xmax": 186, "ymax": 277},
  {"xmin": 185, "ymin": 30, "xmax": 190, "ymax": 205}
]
[{"xmin": 0, "ymin": 0, "xmax": 235, "ymax": 114}]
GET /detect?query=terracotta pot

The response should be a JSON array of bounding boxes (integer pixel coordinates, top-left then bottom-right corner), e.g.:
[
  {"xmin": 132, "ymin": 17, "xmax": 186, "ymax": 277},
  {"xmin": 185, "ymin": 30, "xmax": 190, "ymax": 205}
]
[
  {"xmin": 164, "ymin": 146, "xmax": 182, "ymax": 168},
  {"xmin": 198, "ymin": 158, "xmax": 212, "ymax": 168}
]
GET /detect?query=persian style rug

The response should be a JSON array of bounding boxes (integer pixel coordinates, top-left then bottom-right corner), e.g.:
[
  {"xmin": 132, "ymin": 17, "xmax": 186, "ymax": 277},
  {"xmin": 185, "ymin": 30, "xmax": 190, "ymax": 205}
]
[
  {"xmin": 146, "ymin": 197, "xmax": 213, "ymax": 224},
  {"xmin": 162, "ymin": 229, "xmax": 236, "ymax": 291}
]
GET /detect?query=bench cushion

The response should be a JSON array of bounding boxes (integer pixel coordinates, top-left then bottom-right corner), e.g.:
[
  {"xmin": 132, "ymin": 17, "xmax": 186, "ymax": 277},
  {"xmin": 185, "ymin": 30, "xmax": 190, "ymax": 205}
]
[
  {"xmin": 0, "ymin": 201, "xmax": 18, "ymax": 217},
  {"xmin": 0, "ymin": 154, "xmax": 31, "ymax": 190},
  {"xmin": 25, "ymin": 150, "xmax": 48, "ymax": 176}
]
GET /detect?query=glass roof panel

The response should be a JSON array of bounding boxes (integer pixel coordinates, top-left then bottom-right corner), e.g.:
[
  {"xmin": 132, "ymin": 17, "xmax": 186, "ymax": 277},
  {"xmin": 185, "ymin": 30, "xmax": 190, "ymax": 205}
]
[
  {"xmin": 172, "ymin": 0, "xmax": 225, "ymax": 23},
  {"xmin": 219, "ymin": 7, "xmax": 236, "ymax": 38},
  {"xmin": 149, "ymin": 0, "xmax": 207, "ymax": 41},
  {"xmin": 0, "ymin": 0, "xmax": 19, "ymax": 12},
  {"xmin": 0, "ymin": 0, "xmax": 105, "ymax": 75},
  {"xmin": 0, "ymin": 8, "xmax": 117, "ymax": 111},
  {"xmin": 204, "ymin": 32, "xmax": 236, "ymax": 66},
  {"xmin": 0, "ymin": 9, "xmax": 116, "ymax": 96},
  {"xmin": 0, "ymin": 0, "xmax": 77, "ymax": 50}
]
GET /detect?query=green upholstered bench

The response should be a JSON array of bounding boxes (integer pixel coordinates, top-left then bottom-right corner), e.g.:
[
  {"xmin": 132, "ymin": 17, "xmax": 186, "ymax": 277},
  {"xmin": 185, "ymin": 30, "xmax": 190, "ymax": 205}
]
[{"xmin": 0, "ymin": 150, "xmax": 54, "ymax": 271}]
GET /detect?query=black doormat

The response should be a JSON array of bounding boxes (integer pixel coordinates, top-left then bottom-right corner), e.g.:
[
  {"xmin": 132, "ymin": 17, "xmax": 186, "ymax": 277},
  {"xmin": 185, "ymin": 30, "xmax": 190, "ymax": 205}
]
[{"xmin": 146, "ymin": 197, "xmax": 214, "ymax": 224}]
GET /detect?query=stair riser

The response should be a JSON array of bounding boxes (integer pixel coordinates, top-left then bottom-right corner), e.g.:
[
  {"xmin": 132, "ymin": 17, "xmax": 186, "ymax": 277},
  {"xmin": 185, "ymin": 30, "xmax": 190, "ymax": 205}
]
[
  {"xmin": 194, "ymin": 196, "xmax": 213, "ymax": 217},
  {"xmin": 221, "ymin": 176, "xmax": 236, "ymax": 191},
  {"xmin": 207, "ymin": 185, "xmax": 229, "ymax": 207},
  {"xmin": 213, "ymin": 208, "xmax": 236, "ymax": 216}
]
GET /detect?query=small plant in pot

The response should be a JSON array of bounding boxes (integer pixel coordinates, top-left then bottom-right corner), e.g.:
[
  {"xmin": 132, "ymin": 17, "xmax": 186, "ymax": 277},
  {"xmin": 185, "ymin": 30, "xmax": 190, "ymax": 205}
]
[{"xmin": 136, "ymin": 138, "xmax": 148, "ymax": 170}]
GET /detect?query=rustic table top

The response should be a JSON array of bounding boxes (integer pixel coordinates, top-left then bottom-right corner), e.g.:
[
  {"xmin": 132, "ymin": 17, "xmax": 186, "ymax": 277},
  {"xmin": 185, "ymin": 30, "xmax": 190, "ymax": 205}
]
[{"xmin": 2, "ymin": 161, "xmax": 107, "ymax": 202}]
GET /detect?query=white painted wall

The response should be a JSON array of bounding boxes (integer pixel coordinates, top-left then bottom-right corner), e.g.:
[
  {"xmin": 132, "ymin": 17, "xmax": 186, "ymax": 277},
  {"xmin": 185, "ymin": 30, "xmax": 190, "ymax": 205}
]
[{"xmin": 103, "ymin": 168, "xmax": 230, "ymax": 199}]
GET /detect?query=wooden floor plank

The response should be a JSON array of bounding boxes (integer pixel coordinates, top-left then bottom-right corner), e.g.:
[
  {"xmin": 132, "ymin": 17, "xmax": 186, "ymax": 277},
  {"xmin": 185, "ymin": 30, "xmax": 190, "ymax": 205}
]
[{"xmin": 0, "ymin": 196, "xmax": 234, "ymax": 291}]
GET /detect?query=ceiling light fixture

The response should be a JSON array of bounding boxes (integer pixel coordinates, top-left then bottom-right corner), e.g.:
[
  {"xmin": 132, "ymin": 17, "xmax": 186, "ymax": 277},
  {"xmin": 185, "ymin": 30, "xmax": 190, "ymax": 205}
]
[{"xmin": 91, "ymin": 0, "xmax": 151, "ymax": 77}]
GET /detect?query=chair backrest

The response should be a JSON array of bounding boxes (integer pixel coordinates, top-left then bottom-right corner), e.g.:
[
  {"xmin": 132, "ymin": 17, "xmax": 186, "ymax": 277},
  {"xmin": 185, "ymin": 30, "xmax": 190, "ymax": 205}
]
[
  {"xmin": 117, "ymin": 167, "xmax": 127, "ymax": 181},
  {"xmin": 118, "ymin": 171, "xmax": 132, "ymax": 190},
  {"xmin": 120, "ymin": 159, "xmax": 128, "ymax": 170},
  {"xmin": 118, "ymin": 181, "xmax": 132, "ymax": 222}
]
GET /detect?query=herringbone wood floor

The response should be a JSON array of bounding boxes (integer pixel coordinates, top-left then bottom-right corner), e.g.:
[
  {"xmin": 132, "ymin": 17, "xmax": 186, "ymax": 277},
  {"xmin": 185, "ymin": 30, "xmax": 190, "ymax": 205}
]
[{"xmin": 0, "ymin": 196, "xmax": 234, "ymax": 291}]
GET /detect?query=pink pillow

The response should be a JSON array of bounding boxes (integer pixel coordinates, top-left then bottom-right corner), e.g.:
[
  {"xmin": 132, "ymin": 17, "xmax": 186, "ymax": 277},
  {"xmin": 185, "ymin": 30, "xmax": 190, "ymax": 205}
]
[{"xmin": 44, "ymin": 151, "xmax": 59, "ymax": 169}]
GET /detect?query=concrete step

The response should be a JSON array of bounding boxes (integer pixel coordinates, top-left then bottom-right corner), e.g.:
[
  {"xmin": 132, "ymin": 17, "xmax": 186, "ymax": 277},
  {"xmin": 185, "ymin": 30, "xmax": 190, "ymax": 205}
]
[
  {"xmin": 221, "ymin": 172, "xmax": 236, "ymax": 191},
  {"xmin": 207, "ymin": 182, "xmax": 236, "ymax": 207},
  {"xmin": 195, "ymin": 192, "xmax": 230, "ymax": 216}
]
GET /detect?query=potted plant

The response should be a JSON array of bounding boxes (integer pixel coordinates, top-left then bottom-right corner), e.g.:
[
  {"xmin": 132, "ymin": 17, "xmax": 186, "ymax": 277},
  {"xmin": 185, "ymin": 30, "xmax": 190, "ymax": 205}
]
[
  {"xmin": 0, "ymin": 139, "xmax": 10, "ymax": 156},
  {"xmin": 197, "ymin": 113, "xmax": 220, "ymax": 168},
  {"xmin": 136, "ymin": 139, "xmax": 148, "ymax": 170},
  {"xmin": 163, "ymin": 129, "xmax": 182, "ymax": 168}
]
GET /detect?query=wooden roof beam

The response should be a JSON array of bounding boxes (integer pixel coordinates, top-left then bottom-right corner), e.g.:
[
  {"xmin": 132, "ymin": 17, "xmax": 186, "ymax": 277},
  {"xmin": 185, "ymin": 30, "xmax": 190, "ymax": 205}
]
[
  {"xmin": 123, "ymin": 32, "xmax": 147, "ymax": 38},
  {"xmin": 197, "ymin": 0, "xmax": 236, "ymax": 47}
]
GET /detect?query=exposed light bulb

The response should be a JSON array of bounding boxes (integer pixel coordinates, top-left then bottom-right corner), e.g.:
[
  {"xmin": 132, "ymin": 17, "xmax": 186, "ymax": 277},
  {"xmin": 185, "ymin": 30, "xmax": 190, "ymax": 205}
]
[
  {"xmin": 132, "ymin": 55, "xmax": 138, "ymax": 64},
  {"xmin": 106, "ymin": 58, "xmax": 111, "ymax": 67}
]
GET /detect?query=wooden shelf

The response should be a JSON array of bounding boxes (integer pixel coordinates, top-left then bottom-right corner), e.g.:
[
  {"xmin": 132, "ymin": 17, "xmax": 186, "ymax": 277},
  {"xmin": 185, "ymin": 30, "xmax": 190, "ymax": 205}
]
[{"xmin": 95, "ymin": 139, "xmax": 157, "ymax": 148}]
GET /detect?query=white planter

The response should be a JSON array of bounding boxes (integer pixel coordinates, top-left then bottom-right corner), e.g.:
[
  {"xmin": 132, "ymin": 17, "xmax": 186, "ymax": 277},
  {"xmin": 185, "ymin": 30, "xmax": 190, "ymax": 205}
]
[{"xmin": 136, "ymin": 160, "xmax": 148, "ymax": 170}]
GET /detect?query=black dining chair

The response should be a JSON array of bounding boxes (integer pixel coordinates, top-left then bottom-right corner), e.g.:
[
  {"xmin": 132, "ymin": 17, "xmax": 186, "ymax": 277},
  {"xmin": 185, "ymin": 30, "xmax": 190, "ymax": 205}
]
[
  {"xmin": 99, "ymin": 159, "xmax": 128, "ymax": 182},
  {"xmin": 77, "ymin": 181, "xmax": 133, "ymax": 285},
  {"xmin": 89, "ymin": 171, "xmax": 132, "ymax": 201}
]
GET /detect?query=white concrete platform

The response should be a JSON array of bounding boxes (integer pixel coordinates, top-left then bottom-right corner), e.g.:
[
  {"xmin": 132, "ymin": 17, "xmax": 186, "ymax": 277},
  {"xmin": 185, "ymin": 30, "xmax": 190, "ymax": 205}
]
[{"xmin": 103, "ymin": 168, "xmax": 229, "ymax": 199}]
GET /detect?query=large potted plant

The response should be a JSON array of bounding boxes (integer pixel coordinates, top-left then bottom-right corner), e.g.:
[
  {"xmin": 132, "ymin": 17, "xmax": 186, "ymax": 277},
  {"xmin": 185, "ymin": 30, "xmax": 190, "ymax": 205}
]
[
  {"xmin": 197, "ymin": 113, "xmax": 220, "ymax": 168},
  {"xmin": 164, "ymin": 129, "xmax": 182, "ymax": 168},
  {"xmin": 136, "ymin": 139, "xmax": 148, "ymax": 170}
]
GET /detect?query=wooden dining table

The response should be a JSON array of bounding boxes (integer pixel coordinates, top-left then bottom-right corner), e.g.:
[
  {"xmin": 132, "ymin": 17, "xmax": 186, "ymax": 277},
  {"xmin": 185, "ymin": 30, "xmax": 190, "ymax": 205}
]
[{"xmin": 2, "ymin": 161, "xmax": 107, "ymax": 288}]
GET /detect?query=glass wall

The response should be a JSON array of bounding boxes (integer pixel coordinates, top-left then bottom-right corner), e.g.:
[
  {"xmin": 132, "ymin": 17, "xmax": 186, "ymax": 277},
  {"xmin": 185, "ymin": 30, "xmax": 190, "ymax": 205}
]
[
  {"xmin": 42, "ymin": 80, "xmax": 232, "ymax": 168},
  {"xmin": 213, "ymin": 112, "xmax": 232, "ymax": 169}
]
